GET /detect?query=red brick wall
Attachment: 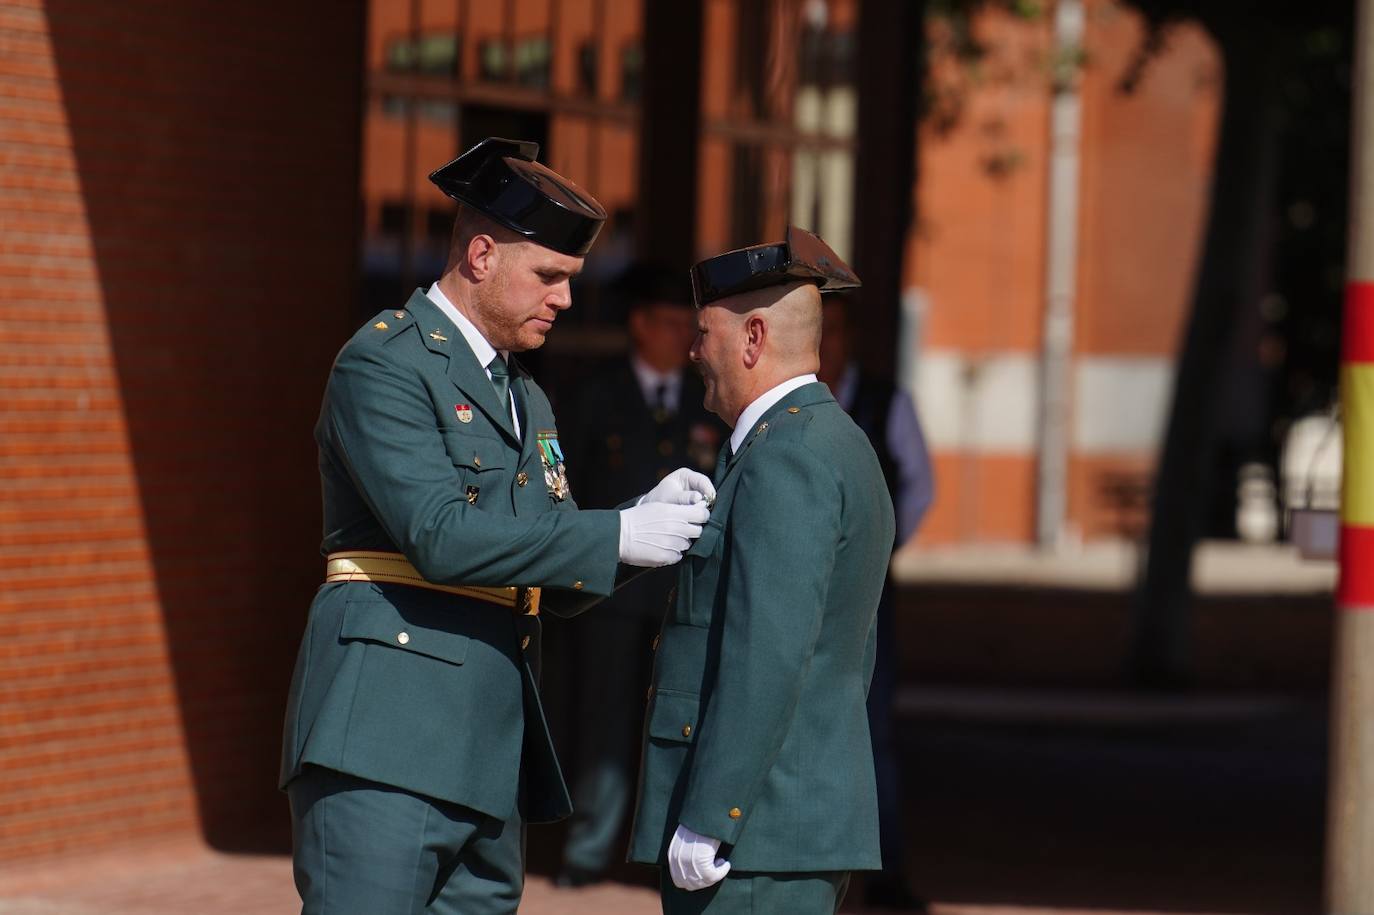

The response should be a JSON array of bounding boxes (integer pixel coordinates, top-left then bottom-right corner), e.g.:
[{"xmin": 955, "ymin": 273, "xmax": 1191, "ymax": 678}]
[{"xmin": 1, "ymin": 0, "xmax": 364, "ymax": 862}]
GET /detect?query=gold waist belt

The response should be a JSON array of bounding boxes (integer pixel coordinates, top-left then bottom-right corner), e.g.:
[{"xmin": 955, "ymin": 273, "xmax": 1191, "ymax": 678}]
[{"xmin": 325, "ymin": 551, "xmax": 540, "ymax": 616}]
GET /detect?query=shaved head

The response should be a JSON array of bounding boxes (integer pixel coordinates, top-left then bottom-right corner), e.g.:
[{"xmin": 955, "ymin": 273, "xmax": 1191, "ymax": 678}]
[
  {"xmin": 689, "ymin": 281, "xmax": 824, "ymax": 425},
  {"xmin": 728, "ymin": 281, "xmax": 822, "ymax": 362}
]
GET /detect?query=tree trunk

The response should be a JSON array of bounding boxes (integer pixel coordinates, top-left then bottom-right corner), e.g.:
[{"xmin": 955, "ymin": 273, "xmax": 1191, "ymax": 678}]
[
  {"xmin": 852, "ymin": 0, "xmax": 926, "ymax": 377},
  {"xmin": 1131, "ymin": 21, "xmax": 1285, "ymax": 686}
]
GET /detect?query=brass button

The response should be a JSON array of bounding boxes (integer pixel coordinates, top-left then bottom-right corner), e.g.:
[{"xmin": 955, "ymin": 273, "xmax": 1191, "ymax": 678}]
[
  {"xmin": 521, "ymin": 635, "xmax": 531, "ymax": 650},
  {"xmin": 728, "ymin": 807, "xmax": 741, "ymax": 819},
  {"xmin": 473, "ymin": 455, "xmax": 481, "ymax": 468},
  {"xmin": 787, "ymin": 406, "xmax": 799, "ymax": 414},
  {"xmin": 651, "ymin": 634, "xmax": 660, "ymax": 651},
  {"xmin": 373, "ymin": 321, "xmax": 388, "ymax": 330},
  {"xmin": 394, "ymin": 311, "xmax": 405, "ymax": 319},
  {"xmin": 397, "ymin": 631, "xmax": 410, "ymax": 645},
  {"xmin": 681, "ymin": 724, "xmax": 692, "ymax": 738},
  {"xmin": 572, "ymin": 580, "xmax": 584, "ymax": 591},
  {"xmin": 516, "ymin": 471, "xmax": 528, "ymax": 486}
]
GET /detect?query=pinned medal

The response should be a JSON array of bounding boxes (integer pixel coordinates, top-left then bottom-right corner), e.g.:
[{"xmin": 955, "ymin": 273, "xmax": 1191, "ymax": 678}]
[
  {"xmin": 454, "ymin": 404, "xmax": 473, "ymax": 424},
  {"xmin": 536, "ymin": 431, "xmax": 571, "ymax": 502},
  {"xmin": 429, "ymin": 329, "xmax": 448, "ymax": 343},
  {"xmin": 465, "ymin": 485, "xmax": 480, "ymax": 505}
]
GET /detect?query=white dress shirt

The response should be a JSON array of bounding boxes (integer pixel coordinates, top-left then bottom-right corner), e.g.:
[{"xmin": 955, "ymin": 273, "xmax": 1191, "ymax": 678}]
[
  {"xmin": 729, "ymin": 373, "xmax": 818, "ymax": 454},
  {"xmin": 427, "ymin": 283, "xmax": 520, "ymax": 438},
  {"xmin": 631, "ymin": 355, "xmax": 683, "ymax": 415}
]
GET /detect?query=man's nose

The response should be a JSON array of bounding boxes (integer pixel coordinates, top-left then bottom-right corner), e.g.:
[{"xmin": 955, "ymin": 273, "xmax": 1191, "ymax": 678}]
[{"xmin": 548, "ymin": 283, "xmax": 572, "ymax": 311}]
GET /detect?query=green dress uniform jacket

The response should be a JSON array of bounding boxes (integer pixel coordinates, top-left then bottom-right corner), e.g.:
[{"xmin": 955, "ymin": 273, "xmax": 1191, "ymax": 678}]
[
  {"xmin": 628, "ymin": 382, "xmax": 896, "ymax": 872},
  {"xmin": 279, "ymin": 289, "xmax": 624, "ymax": 825}
]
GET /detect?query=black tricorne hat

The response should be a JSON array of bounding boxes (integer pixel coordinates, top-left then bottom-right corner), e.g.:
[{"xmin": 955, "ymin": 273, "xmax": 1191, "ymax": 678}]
[
  {"xmin": 690, "ymin": 226, "xmax": 861, "ymax": 307},
  {"xmin": 429, "ymin": 138, "xmax": 608, "ymax": 257}
]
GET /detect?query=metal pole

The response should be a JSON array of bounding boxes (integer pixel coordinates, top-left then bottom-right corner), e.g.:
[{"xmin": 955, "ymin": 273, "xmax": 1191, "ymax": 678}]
[
  {"xmin": 1035, "ymin": 0, "xmax": 1084, "ymax": 551},
  {"xmin": 1327, "ymin": 0, "xmax": 1374, "ymax": 909}
]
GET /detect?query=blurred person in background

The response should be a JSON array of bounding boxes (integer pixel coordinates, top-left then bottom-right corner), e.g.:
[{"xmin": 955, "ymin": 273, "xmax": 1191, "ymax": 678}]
[
  {"xmin": 818, "ymin": 293, "xmax": 934, "ymax": 912},
  {"xmin": 555, "ymin": 263, "xmax": 727, "ymax": 887},
  {"xmin": 279, "ymin": 138, "xmax": 713, "ymax": 915},
  {"xmin": 629, "ymin": 228, "xmax": 894, "ymax": 914}
]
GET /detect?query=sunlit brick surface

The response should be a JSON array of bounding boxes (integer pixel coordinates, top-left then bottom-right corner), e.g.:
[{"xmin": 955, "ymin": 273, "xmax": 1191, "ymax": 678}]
[{"xmin": 0, "ymin": 0, "xmax": 363, "ymax": 861}]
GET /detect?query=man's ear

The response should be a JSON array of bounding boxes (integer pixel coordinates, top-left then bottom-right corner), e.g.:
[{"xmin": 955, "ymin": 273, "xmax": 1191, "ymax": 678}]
[
  {"xmin": 742, "ymin": 314, "xmax": 766, "ymax": 370},
  {"xmin": 466, "ymin": 234, "xmax": 499, "ymax": 281}
]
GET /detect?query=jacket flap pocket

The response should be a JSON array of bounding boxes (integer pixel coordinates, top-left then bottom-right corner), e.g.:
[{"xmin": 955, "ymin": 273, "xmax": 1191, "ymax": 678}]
[
  {"xmin": 340, "ymin": 599, "xmax": 469, "ymax": 665},
  {"xmin": 440, "ymin": 430, "xmax": 508, "ymax": 472},
  {"xmin": 647, "ymin": 688, "xmax": 700, "ymax": 743},
  {"xmin": 684, "ymin": 517, "xmax": 723, "ymax": 560}
]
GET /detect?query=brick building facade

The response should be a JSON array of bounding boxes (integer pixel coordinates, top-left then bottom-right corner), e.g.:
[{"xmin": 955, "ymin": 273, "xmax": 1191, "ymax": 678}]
[{"xmin": 2, "ymin": 0, "xmax": 364, "ymax": 862}]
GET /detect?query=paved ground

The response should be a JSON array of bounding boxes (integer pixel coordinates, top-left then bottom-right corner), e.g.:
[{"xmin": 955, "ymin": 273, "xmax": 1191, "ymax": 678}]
[
  {"xmin": 0, "ymin": 686, "xmax": 1327, "ymax": 914},
  {"xmin": 0, "ymin": 842, "xmax": 661, "ymax": 914},
  {"xmin": 0, "ymin": 841, "xmax": 1248, "ymax": 915}
]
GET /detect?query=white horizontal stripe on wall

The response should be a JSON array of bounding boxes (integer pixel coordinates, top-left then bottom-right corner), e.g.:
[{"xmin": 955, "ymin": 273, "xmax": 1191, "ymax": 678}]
[
  {"xmin": 1072, "ymin": 356, "xmax": 1173, "ymax": 454},
  {"xmin": 905, "ymin": 350, "xmax": 1173, "ymax": 455},
  {"xmin": 913, "ymin": 351, "xmax": 1040, "ymax": 452}
]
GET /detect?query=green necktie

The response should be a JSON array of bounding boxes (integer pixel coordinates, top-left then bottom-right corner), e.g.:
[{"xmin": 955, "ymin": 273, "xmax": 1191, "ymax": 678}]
[
  {"xmin": 489, "ymin": 354, "xmax": 512, "ymax": 425},
  {"xmin": 712, "ymin": 439, "xmax": 732, "ymax": 487}
]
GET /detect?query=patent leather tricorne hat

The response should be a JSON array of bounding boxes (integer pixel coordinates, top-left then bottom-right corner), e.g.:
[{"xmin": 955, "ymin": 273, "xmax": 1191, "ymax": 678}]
[
  {"xmin": 429, "ymin": 137, "xmax": 607, "ymax": 257},
  {"xmin": 689, "ymin": 226, "xmax": 861, "ymax": 307}
]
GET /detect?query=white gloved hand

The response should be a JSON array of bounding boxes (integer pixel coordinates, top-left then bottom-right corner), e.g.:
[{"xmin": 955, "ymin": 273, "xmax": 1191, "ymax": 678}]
[
  {"xmin": 667, "ymin": 823, "xmax": 730, "ymax": 891},
  {"xmin": 639, "ymin": 467, "xmax": 717, "ymax": 507},
  {"xmin": 619, "ymin": 500, "xmax": 710, "ymax": 567}
]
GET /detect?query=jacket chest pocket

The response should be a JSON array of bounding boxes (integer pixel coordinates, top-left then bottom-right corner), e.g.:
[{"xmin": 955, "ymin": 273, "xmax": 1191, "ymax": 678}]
[
  {"xmin": 440, "ymin": 430, "xmax": 510, "ymax": 505},
  {"xmin": 675, "ymin": 518, "xmax": 723, "ymax": 627}
]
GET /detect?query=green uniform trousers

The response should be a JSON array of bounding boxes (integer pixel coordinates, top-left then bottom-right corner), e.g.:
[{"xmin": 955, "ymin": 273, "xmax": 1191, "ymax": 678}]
[
  {"xmin": 658, "ymin": 869, "xmax": 850, "ymax": 915},
  {"xmin": 289, "ymin": 765, "xmax": 524, "ymax": 915}
]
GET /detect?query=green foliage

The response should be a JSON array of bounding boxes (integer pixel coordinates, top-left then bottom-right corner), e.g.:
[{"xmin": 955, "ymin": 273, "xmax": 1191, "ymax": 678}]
[{"xmin": 922, "ymin": 0, "xmax": 1056, "ymax": 136}]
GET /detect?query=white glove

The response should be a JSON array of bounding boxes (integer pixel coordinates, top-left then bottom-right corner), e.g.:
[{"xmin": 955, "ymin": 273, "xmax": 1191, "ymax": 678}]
[
  {"xmin": 639, "ymin": 467, "xmax": 717, "ymax": 507},
  {"xmin": 619, "ymin": 500, "xmax": 710, "ymax": 567},
  {"xmin": 667, "ymin": 823, "xmax": 730, "ymax": 891}
]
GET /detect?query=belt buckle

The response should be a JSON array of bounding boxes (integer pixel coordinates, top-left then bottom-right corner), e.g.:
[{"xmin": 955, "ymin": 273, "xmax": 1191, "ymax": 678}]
[{"xmin": 518, "ymin": 587, "xmax": 541, "ymax": 616}]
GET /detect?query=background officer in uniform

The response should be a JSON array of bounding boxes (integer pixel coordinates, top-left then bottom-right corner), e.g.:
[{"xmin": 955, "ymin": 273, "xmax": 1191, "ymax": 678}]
[
  {"xmin": 555, "ymin": 264, "xmax": 727, "ymax": 887},
  {"xmin": 629, "ymin": 228, "xmax": 895, "ymax": 914},
  {"xmin": 819, "ymin": 294, "xmax": 934, "ymax": 912},
  {"xmin": 279, "ymin": 138, "xmax": 714, "ymax": 915}
]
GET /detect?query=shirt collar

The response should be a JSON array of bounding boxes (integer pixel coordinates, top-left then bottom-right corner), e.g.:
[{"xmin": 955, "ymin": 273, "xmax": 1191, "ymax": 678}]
[
  {"xmin": 427, "ymin": 282, "xmax": 503, "ymax": 370},
  {"xmin": 631, "ymin": 355, "xmax": 681, "ymax": 395},
  {"xmin": 730, "ymin": 373, "xmax": 817, "ymax": 454}
]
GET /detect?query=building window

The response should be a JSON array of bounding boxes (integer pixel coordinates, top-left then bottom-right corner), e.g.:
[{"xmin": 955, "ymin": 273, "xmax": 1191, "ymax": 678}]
[
  {"xmin": 478, "ymin": 36, "xmax": 551, "ymax": 88},
  {"xmin": 385, "ymin": 32, "xmax": 460, "ymax": 77}
]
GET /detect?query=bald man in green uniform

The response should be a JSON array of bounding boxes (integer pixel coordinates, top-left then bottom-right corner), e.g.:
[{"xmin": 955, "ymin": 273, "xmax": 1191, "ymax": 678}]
[
  {"xmin": 279, "ymin": 138, "xmax": 713, "ymax": 914},
  {"xmin": 628, "ymin": 228, "xmax": 896, "ymax": 914}
]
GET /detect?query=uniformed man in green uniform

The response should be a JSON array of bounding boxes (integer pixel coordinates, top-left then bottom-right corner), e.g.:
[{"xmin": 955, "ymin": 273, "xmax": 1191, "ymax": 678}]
[
  {"xmin": 279, "ymin": 138, "xmax": 714, "ymax": 914},
  {"xmin": 554, "ymin": 264, "xmax": 727, "ymax": 887},
  {"xmin": 628, "ymin": 228, "xmax": 896, "ymax": 914}
]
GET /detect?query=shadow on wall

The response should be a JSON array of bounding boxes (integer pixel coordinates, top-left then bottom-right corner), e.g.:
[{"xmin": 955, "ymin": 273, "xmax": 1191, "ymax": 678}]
[{"xmin": 44, "ymin": 1, "xmax": 367, "ymax": 850}]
